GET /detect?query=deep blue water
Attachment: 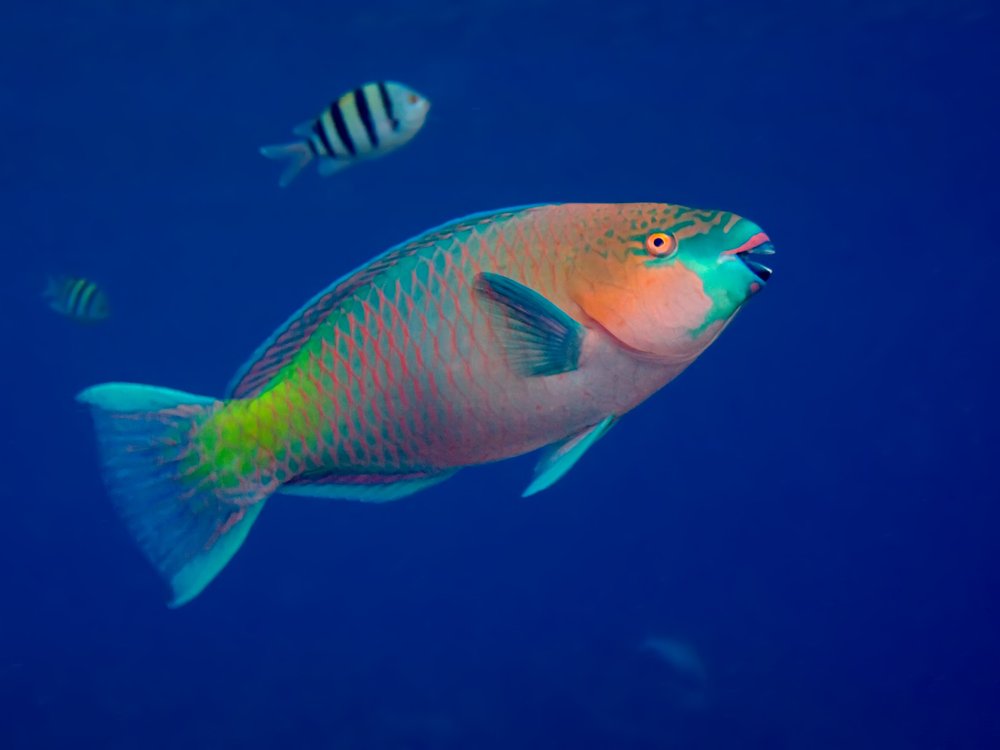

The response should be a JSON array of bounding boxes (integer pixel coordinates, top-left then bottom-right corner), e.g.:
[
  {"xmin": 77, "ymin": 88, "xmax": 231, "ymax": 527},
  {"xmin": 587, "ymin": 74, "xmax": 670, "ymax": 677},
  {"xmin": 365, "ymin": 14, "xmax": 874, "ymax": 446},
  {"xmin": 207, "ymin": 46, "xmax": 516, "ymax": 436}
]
[{"xmin": 4, "ymin": 1, "xmax": 999, "ymax": 748}]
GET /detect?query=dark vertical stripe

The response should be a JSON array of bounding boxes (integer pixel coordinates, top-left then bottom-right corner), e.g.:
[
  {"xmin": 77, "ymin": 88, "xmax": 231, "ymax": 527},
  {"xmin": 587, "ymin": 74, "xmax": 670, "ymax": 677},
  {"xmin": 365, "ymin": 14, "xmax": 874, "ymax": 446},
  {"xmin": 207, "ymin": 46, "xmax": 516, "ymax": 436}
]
[
  {"xmin": 353, "ymin": 88, "xmax": 379, "ymax": 148},
  {"xmin": 67, "ymin": 278, "xmax": 86, "ymax": 316},
  {"xmin": 78, "ymin": 282, "xmax": 97, "ymax": 317},
  {"xmin": 377, "ymin": 81, "xmax": 400, "ymax": 131},
  {"xmin": 312, "ymin": 119, "xmax": 336, "ymax": 156},
  {"xmin": 330, "ymin": 102, "xmax": 357, "ymax": 156}
]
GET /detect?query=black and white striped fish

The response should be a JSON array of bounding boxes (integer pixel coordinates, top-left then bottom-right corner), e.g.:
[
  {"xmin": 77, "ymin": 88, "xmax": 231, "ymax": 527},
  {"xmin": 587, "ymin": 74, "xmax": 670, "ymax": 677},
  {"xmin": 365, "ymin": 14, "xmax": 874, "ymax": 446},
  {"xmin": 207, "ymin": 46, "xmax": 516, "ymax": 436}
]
[
  {"xmin": 43, "ymin": 276, "xmax": 110, "ymax": 322},
  {"xmin": 261, "ymin": 81, "xmax": 431, "ymax": 187}
]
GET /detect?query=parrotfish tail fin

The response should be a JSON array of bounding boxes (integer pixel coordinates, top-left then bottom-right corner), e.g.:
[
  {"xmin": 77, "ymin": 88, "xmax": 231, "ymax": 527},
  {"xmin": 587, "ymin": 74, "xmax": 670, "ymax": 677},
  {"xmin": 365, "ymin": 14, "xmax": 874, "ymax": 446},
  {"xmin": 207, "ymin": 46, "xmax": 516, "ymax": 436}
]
[
  {"xmin": 259, "ymin": 141, "xmax": 313, "ymax": 187},
  {"xmin": 76, "ymin": 383, "xmax": 273, "ymax": 607}
]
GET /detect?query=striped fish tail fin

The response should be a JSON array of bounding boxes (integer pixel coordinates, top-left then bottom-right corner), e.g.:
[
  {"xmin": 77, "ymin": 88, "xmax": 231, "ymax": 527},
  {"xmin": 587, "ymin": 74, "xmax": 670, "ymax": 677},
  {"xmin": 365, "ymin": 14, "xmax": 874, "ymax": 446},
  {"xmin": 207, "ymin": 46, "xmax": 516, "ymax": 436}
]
[
  {"xmin": 77, "ymin": 383, "xmax": 275, "ymax": 607},
  {"xmin": 260, "ymin": 140, "xmax": 314, "ymax": 187},
  {"xmin": 42, "ymin": 275, "xmax": 61, "ymax": 302},
  {"xmin": 41, "ymin": 275, "xmax": 67, "ymax": 313}
]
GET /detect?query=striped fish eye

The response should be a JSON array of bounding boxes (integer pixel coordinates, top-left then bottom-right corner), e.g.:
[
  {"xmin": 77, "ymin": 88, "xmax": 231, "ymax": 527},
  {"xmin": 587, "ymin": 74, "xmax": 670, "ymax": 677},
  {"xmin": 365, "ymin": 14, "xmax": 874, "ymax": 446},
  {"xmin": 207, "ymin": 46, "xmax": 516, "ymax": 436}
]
[
  {"xmin": 645, "ymin": 232, "xmax": 677, "ymax": 258},
  {"xmin": 407, "ymin": 93, "xmax": 420, "ymax": 104}
]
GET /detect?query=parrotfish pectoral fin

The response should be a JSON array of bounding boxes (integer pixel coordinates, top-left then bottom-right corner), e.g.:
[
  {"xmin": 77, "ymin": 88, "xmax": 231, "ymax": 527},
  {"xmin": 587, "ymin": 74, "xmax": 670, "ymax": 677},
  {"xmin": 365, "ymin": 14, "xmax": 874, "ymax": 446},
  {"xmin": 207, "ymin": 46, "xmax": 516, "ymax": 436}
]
[
  {"xmin": 474, "ymin": 272, "xmax": 584, "ymax": 377},
  {"xmin": 280, "ymin": 470, "xmax": 458, "ymax": 503},
  {"xmin": 260, "ymin": 141, "xmax": 314, "ymax": 187},
  {"xmin": 76, "ymin": 383, "xmax": 272, "ymax": 607},
  {"xmin": 523, "ymin": 415, "xmax": 617, "ymax": 497}
]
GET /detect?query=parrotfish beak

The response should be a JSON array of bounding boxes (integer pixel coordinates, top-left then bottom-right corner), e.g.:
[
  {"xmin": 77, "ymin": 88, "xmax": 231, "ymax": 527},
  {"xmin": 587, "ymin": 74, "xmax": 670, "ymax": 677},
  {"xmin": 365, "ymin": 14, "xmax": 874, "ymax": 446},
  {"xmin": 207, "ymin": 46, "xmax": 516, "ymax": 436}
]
[{"xmin": 725, "ymin": 232, "xmax": 775, "ymax": 286}]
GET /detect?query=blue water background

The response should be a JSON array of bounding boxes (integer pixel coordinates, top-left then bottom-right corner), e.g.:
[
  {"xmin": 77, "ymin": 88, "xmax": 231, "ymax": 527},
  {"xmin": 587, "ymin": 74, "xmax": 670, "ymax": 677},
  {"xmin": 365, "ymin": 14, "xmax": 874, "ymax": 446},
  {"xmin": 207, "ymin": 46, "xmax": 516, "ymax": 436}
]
[{"xmin": 3, "ymin": 1, "xmax": 999, "ymax": 747}]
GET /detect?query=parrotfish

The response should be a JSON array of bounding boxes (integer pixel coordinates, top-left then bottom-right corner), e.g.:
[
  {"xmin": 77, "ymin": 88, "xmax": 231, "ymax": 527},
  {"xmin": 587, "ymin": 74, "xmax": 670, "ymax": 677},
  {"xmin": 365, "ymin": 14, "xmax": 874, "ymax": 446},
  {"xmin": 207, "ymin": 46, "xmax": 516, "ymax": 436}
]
[{"xmin": 77, "ymin": 203, "xmax": 773, "ymax": 606}]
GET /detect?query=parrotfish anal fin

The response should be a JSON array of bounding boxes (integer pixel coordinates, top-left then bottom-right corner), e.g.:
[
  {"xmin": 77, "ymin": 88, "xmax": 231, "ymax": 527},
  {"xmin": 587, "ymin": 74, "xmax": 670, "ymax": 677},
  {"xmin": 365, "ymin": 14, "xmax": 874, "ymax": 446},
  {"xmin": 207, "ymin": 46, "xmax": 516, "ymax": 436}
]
[
  {"xmin": 523, "ymin": 416, "xmax": 617, "ymax": 497},
  {"xmin": 280, "ymin": 469, "xmax": 458, "ymax": 503},
  {"xmin": 474, "ymin": 272, "xmax": 584, "ymax": 377}
]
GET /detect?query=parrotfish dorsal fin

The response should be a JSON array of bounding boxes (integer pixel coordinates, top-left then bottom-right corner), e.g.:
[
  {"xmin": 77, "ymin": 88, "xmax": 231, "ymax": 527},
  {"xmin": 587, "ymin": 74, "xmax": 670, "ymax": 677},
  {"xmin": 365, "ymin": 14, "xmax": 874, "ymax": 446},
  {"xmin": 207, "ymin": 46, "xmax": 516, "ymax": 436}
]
[
  {"xmin": 473, "ymin": 272, "xmax": 584, "ymax": 378},
  {"xmin": 227, "ymin": 249, "xmax": 425, "ymax": 399},
  {"xmin": 228, "ymin": 208, "xmax": 553, "ymax": 400},
  {"xmin": 226, "ymin": 283, "xmax": 346, "ymax": 399}
]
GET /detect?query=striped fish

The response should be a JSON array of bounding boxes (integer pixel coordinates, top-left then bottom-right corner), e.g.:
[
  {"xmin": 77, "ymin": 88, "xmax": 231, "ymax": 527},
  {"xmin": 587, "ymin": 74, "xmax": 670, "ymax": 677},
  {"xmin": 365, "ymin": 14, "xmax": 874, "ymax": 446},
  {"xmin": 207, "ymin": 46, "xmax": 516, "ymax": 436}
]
[
  {"xmin": 76, "ymin": 203, "xmax": 774, "ymax": 606},
  {"xmin": 44, "ymin": 276, "xmax": 110, "ymax": 322},
  {"xmin": 261, "ymin": 81, "xmax": 430, "ymax": 187}
]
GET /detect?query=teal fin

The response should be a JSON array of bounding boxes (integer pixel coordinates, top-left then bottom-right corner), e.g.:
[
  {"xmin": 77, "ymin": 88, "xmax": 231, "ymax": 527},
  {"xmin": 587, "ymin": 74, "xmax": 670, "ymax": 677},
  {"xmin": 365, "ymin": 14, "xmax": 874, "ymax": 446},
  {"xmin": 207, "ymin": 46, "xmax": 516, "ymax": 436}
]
[
  {"xmin": 281, "ymin": 470, "xmax": 457, "ymax": 503},
  {"xmin": 473, "ymin": 272, "xmax": 584, "ymax": 377},
  {"xmin": 292, "ymin": 119, "xmax": 316, "ymax": 139},
  {"xmin": 42, "ymin": 275, "xmax": 60, "ymax": 303},
  {"xmin": 260, "ymin": 141, "xmax": 314, "ymax": 187},
  {"xmin": 76, "ymin": 382, "xmax": 272, "ymax": 607},
  {"xmin": 523, "ymin": 416, "xmax": 617, "ymax": 497},
  {"xmin": 317, "ymin": 157, "xmax": 347, "ymax": 176}
]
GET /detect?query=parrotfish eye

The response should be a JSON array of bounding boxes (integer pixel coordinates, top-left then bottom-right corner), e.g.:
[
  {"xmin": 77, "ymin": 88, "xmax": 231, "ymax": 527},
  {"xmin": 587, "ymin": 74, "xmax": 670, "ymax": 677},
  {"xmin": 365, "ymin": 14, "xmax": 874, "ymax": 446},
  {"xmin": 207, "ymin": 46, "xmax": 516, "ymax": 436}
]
[{"xmin": 645, "ymin": 232, "xmax": 677, "ymax": 258}]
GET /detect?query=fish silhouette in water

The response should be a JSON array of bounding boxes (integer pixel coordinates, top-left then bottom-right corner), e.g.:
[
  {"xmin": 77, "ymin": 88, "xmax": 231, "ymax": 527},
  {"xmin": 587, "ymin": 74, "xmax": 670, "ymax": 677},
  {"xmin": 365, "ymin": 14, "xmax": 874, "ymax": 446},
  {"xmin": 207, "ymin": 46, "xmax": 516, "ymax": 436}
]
[
  {"xmin": 76, "ymin": 202, "xmax": 774, "ymax": 606},
  {"xmin": 639, "ymin": 635, "xmax": 709, "ymax": 708},
  {"xmin": 43, "ymin": 275, "xmax": 110, "ymax": 322}
]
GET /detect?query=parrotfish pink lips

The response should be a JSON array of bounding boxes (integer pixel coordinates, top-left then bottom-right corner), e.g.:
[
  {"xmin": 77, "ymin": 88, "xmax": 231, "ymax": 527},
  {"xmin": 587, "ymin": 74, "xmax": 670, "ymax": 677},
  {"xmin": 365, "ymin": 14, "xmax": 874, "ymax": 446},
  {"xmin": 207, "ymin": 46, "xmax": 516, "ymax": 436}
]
[{"xmin": 729, "ymin": 232, "xmax": 775, "ymax": 283}]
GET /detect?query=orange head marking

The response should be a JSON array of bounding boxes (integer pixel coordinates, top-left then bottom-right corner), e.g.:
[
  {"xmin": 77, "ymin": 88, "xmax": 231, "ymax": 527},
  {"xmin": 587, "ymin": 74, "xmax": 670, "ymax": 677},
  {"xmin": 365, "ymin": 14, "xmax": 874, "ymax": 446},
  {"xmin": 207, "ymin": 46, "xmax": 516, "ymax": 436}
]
[{"xmin": 566, "ymin": 203, "xmax": 772, "ymax": 361}]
